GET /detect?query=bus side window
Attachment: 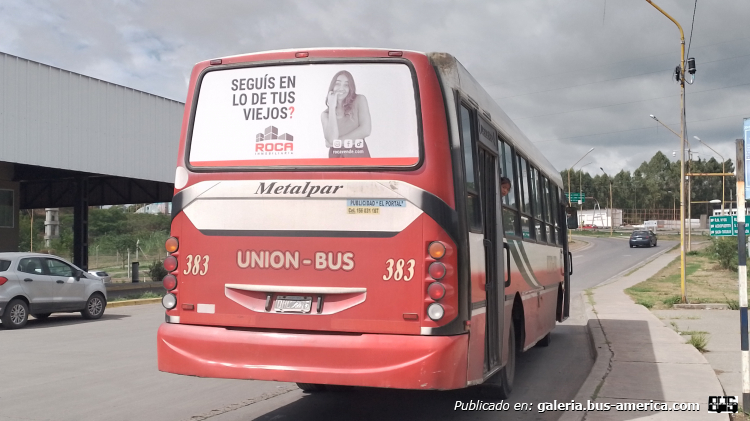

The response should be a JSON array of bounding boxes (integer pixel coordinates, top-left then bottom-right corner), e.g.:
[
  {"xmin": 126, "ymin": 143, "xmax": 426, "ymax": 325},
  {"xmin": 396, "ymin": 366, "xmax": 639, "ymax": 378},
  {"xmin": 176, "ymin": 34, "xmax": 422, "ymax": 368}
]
[
  {"xmin": 532, "ymin": 167, "xmax": 546, "ymax": 243},
  {"xmin": 543, "ymin": 176, "xmax": 555, "ymax": 244},
  {"xmin": 518, "ymin": 156, "xmax": 533, "ymax": 240},
  {"xmin": 499, "ymin": 138, "xmax": 520, "ymax": 237},
  {"xmin": 459, "ymin": 104, "xmax": 482, "ymax": 232}
]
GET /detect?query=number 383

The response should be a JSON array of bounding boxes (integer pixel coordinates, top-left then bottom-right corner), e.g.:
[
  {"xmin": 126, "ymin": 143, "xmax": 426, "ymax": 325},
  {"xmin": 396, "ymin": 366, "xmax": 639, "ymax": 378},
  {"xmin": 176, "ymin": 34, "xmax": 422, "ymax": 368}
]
[
  {"xmin": 383, "ymin": 259, "xmax": 415, "ymax": 281},
  {"xmin": 183, "ymin": 255, "xmax": 209, "ymax": 276}
]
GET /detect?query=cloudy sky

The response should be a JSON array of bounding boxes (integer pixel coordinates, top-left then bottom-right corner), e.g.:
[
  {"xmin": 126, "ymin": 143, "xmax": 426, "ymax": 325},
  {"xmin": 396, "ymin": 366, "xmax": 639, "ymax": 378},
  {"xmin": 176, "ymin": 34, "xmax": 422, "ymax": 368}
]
[{"xmin": 1, "ymin": 0, "xmax": 748, "ymax": 175}]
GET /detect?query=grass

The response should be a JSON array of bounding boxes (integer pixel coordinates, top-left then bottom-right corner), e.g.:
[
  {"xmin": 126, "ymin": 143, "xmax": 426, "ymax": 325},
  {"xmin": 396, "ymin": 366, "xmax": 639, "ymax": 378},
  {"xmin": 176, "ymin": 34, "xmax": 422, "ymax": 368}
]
[
  {"xmin": 624, "ymin": 247, "xmax": 750, "ymax": 310},
  {"xmin": 108, "ymin": 291, "xmax": 164, "ymax": 302},
  {"xmin": 687, "ymin": 332, "xmax": 709, "ymax": 353}
]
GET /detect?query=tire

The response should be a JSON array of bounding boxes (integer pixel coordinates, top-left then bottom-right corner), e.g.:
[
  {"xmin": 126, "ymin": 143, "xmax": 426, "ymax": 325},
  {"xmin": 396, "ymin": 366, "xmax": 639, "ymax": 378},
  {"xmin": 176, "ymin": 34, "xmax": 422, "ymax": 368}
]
[
  {"xmin": 2, "ymin": 299, "xmax": 29, "ymax": 329},
  {"xmin": 654, "ymin": 241, "xmax": 657, "ymax": 247},
  {"xmin": 81, "ymin": 293, "xmax": 106, "ymax": 320},
  {"xmin": 481, "ymin": 321, "xmax": 516, "ymax": 399},
  {"xmin": 32, "ymin": 313, "xmax": 51, "ymax": 320},
  {"xmin": 536, "ymin": 332, "xmax": 552, "ymax": 347},
  {"xmin": 296, "ymin": 383, "xmax": 326, "ymax": 393},
  {"xmin": 629, "ymin": 244, "xmax": 633, "ymax": 248}
]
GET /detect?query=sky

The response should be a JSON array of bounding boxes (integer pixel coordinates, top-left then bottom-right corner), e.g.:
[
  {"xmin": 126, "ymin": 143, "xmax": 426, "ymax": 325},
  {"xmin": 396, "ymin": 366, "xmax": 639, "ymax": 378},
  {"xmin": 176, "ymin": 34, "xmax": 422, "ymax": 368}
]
[{"xmin": 1, "ymin": 0, "xmax": 748, "ymax": 176}]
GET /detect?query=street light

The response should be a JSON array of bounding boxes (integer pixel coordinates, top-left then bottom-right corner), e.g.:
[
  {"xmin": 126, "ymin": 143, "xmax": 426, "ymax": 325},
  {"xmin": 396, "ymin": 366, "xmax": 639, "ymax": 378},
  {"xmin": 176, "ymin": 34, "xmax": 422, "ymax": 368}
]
[
  {"xmin": 567, "ymin": 147, "xmax": 595, "ymax": 239},
  {"xmin": 646, "ymin": 0, "xmax": 697, "ymax": 304},
  {"xmin": 695, "ymin": 136, "xmax": 726, "ymax": 215},
  {"xmin": 600, "ymin": 168, "xmax": 614, "ymax": 236}
]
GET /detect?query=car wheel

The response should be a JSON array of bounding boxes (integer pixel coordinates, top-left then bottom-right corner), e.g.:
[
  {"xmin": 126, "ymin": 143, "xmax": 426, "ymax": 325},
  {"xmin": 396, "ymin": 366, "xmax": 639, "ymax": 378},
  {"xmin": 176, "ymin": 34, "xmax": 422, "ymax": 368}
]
[
  {"xmin": 630, "ymin": 244, "xmax": 633, "ymax": 248},
  {"xmin": 654, "ymin": 241, "xmax": 657, "ymax": 247},
  {"xmin": 2, "ymin": 299, "xmax": 29, "ymax": 329},
  {"xmin": 81, "ymin": 293, "xmax": 106, "ymax": 320},
  {"xmin": 297, "ymin": 383, "xmax": 326, "ymax": 393},
  {"xmin": 32, "ymin": 313, "xmax": 51, "ymax": 320}
]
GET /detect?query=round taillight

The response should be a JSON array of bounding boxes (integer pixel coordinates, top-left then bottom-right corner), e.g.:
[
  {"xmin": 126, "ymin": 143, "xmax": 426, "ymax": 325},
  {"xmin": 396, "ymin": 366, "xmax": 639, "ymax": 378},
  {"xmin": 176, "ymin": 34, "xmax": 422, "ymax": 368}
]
[
  {"xmin": 428, "ymin": 242, "xmax": 446, "ymax": 259},
  {"xmin": 165, "ymin": 237, "xmax": 179, "ymax": 253},
  {"xmin": 163, "ymin": 275, "xmax": 177, "ymax": 291},
  {"xmin": 427, "ymin": 282, "xmax": 446, "ymax": 301},
  {"xmin": 427, "ymin": 303, "xmax": 444, "ymax": 321},
  {"xmin": 163, "ymin": 256, "xmax": 178, "ymax": 272},
  {"xmin": 162, "ymin": 293, "xmax": 177, "ymax": 310},
  {"xmin": 428, "ymin": 262, "xmax": 446, "ymax": 280},
  {"xmin": 0, "ymin": 276, "xmax": 7, "ymax": 286}
]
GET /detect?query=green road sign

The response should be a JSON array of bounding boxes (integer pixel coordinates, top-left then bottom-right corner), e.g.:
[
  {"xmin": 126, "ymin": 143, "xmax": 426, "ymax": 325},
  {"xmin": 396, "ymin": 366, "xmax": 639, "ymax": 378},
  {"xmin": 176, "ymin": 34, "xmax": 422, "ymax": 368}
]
[
  {"xmin": 709, "ymin": 215, "xmax": 750, "ymax": 236},
  {"xmin": 566, "ymin": 192, "xmax": 585, "ymax": 203}
]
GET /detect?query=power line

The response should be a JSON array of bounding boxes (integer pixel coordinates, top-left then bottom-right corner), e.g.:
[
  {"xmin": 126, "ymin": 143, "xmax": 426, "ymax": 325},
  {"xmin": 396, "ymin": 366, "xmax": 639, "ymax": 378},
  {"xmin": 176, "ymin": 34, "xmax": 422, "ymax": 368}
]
[
  {"xmin": 493, "ymin": 52, "xmax": 750, "ymax": 100},
  {"xmin": 530, "ymin": 111, "xmax": 750, "ymax": 144},
  {"xmin": 513, "ymin": 80, "xmax": 750, "ymax": 121}
]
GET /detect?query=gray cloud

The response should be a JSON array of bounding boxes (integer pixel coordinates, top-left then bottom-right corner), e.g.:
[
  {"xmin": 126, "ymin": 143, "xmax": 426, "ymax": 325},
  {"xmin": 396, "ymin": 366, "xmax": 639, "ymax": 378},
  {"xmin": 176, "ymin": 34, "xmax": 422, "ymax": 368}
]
[{"xmin": 0, "ymin": 0, "xmax": 747, "ymax": 174}]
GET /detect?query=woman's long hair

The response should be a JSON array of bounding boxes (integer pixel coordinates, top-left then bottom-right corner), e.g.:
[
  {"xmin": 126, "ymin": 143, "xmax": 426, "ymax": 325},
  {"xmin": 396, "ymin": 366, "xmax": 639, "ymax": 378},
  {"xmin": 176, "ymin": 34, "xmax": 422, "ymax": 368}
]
[{"xmin": 326, "ymin": 71, "xmax": 357, "ymax": 117}]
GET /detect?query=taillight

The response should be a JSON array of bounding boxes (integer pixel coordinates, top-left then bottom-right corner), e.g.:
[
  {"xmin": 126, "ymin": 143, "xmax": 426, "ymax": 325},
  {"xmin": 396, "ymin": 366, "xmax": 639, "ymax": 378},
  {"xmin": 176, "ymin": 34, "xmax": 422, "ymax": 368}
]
[
  {"xmin": 427, "ymin": 303, "xmax": 444, "ymax": 321},
  {"xmin": 0, "ymin": 276, "xmax": 7, "ymax": 286},
  {"xmin": 163, "ymin": 256, "xmax": 178, "ymax": 272},
  {"xmin": 428, "ymin": 262, "xmax": 446, "ymax": 280},
  {"xmin": 427, "ymin": 282, "xmax": 446, "ymax": 300},
  {"xmin": 162, "ymin": 293, "xmax": 177, "ymax": 309},
  {"xmin": 163, "ymin": 274, "xmax": 177, "ymax": 291},
  {"xmin": 428, "ymin": 241, "xmax": 446, "ymax": 259},
  {"xmin": 165, "ymin": 237, "xmax": 179, "ymax": 253}
]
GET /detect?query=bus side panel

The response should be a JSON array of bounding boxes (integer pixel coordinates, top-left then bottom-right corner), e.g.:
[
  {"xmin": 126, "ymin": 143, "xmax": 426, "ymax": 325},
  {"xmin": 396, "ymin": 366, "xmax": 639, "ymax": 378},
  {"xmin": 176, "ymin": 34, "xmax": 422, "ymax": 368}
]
[
  {"xmin": 467, "ymin": 311, "xmax": 486, "ymax": 383},
  {"xmin": 465, "ymin": 231, "xmax": 486, "ymax": 383},
  {"xmin": 514, "ymin": 241, "xmax": 561, "ymax": 349}
]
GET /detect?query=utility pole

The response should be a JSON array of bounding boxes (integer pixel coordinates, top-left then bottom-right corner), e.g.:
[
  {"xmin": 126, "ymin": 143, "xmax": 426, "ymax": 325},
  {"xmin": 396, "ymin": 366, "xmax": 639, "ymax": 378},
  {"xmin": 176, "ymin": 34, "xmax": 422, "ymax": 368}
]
[
  {"xmin": 601, "ymin": 168, "xmax": 614, "ymax": 236},
  {"xmin": 735, "ymin": 139, "xmax": 749, "ymax": 413},
  {"xmin": 646, "ymin": 0, "xmax": 696, "ymax": 303}
]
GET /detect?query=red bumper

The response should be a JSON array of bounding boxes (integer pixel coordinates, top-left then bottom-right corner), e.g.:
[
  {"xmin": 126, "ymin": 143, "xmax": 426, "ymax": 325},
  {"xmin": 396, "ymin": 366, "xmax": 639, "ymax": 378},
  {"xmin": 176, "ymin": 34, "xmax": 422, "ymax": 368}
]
[{"xmin": 157, "ymin": 323, "xmax": 468, "ymax": 390}]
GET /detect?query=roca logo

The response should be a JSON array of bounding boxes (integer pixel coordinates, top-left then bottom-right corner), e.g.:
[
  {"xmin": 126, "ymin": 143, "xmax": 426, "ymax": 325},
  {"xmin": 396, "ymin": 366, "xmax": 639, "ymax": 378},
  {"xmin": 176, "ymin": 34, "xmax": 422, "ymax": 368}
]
[{"xmin": 255, "ymin": 142, "xmax": 293, "ymax": 152}]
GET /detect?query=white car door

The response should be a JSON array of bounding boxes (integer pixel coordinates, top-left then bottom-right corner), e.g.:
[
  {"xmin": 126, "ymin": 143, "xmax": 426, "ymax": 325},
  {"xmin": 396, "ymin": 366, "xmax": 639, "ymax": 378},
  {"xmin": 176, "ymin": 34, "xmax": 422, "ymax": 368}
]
[{"xmin": 17, "ymin": 257, "xmax": 56, "ymax": 313}]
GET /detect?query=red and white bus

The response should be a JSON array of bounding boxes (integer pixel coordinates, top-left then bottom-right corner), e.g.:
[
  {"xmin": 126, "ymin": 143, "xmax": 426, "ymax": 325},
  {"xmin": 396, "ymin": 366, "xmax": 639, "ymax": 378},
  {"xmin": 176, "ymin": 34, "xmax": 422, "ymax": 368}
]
[{"xmin": 157, "ymin": 48, "xmax": 574, "ymax": 396}]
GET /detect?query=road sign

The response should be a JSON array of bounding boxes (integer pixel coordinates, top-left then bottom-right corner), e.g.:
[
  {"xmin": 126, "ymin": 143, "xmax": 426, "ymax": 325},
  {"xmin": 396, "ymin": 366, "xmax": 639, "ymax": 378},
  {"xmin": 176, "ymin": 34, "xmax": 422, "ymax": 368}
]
[
  {"xmin": 566, "ymin": 192, "xmax": 585, "ymax": 203},
  {"xmin": 709, "ymin": 215, "xmax": 750, "ymax": 236}
]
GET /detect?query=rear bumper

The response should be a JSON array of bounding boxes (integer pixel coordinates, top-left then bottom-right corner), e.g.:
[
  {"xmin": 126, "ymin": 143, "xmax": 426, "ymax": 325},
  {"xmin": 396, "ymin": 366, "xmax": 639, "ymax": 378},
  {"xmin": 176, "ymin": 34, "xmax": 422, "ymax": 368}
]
[
  {"xmin": 630, "ymin": 240, "xmax": 651, "ymax": 246},
  {"xmin": 157, "ymin": 322, "xmax": 468, "ymax": 390}
]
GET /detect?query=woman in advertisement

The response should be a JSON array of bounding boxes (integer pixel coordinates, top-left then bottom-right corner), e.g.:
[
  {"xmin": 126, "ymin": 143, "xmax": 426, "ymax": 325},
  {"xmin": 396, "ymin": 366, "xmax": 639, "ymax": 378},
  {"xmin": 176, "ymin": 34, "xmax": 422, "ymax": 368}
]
[{"xmin": 320, "ymin": 70, "xmax": 372, "ymax": 158}]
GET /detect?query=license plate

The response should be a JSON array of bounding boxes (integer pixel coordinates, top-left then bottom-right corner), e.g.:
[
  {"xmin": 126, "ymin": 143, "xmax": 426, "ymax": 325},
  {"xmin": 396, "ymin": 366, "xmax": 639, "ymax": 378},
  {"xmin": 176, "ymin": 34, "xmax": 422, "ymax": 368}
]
[{"xmin": 274, "ymin": 296, "xmax": 312, "ymax": 313}]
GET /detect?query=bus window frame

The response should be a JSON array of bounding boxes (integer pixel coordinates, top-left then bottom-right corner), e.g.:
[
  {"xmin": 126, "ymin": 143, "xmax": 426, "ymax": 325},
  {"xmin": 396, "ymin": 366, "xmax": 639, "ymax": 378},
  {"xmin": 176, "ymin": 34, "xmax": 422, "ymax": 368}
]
[
  {"xmin": 183, "ymin": 57, "xmax": 426, "ymax": 173},
  {"xmin": 499, "ymin": 137, "xmax": 521, "ymax": 240},
  {"xmin": 457, "ymin": 101, "xmax": 483, "ymax": 234},
  {"xmin": 517, "ymin": 154, "xmax": 536, "ymax": 242}
]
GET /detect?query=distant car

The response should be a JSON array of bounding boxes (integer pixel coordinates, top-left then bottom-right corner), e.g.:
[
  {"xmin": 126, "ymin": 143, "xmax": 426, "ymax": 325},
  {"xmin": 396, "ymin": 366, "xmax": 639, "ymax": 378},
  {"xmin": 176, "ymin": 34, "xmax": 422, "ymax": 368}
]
[
  {"xmin": 88, "ymin": 270, "xmax": 111, "ymax": 283},
  {"xmin": 0, "ymin": 253, "xmax": 107, "ymax": 329},
  {"xmin": 629, "ymin": 230, "xmax": 657, "ymax": 248}
]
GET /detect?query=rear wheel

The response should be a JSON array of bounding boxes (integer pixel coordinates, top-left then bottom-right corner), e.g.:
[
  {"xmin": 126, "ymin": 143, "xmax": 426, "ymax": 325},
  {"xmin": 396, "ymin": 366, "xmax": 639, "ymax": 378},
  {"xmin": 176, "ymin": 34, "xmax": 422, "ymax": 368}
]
[
  {"xmin": 536, "ymin": 332, "xmax": 552, "ymax": 347},
  {"xmin": 297, "ymin": 383, "xmax": 326, "ymax": 393},
  {"xmin": 481, "ymin": 321, "xmax": 516, "ymax": 398},
  {"xmin": 2, "ymin": 299, "xmax": 29, "ymax": 329}
]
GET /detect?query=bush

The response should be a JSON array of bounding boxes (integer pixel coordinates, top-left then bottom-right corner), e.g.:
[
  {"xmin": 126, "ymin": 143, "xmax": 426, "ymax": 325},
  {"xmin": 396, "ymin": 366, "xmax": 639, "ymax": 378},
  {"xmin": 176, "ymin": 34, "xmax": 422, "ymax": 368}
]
[
  {"xmin": 148, "ymin": 260, "xmax": 168, "ymax": 283},
  {"xmin": 708, "ymin": 237, "xmax": 747, "ymax": 272}
]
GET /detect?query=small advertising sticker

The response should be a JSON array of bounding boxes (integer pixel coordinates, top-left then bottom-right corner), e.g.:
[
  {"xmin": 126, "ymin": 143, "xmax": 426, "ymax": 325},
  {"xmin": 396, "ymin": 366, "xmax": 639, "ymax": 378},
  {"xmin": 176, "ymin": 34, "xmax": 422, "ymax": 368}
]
[{"xmin": 189, "ymin": 63, "xmax": 420, "ymax": 167}]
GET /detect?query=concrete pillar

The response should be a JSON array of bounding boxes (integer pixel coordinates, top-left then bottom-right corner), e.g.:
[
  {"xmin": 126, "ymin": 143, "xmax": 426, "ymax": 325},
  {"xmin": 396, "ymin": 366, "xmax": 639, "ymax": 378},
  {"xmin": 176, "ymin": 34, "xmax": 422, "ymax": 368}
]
[{"xmin": 44, "ymin": 208, "xmax": 60, "ymax": 247}]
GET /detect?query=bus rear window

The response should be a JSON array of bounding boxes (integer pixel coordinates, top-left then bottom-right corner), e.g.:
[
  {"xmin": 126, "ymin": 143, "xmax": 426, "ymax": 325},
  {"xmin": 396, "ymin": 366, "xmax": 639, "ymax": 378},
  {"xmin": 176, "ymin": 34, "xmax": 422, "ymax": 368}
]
[{"xmin": 189, "ymin": 62, "xmax": 420, "ymax": 169}]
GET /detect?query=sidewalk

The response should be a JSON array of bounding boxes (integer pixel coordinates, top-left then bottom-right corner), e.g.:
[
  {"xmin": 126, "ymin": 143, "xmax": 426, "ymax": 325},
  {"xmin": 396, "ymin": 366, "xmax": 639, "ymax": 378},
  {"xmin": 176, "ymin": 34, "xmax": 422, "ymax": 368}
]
[{"xmin": 562, "ymin": 250, "xmax": 725, "ymax": 420}]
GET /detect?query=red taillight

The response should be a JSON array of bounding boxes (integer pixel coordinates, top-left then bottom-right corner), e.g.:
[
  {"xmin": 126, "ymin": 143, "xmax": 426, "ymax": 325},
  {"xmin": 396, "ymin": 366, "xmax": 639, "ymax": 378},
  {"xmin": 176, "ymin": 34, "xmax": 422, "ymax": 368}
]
[
  {"xmin": 427, "ymin": 282, "xmax": 446, "ymax": 301},
  {"xmin": 295, "ymin": 52, "xmax": 309, "ymax": 58},
  {"xmin": 209, "ymin": 59, "xmax": 222, "ymax": 65},
  {"xmin": 163, "ymin": 274, "xmax": 177, "ymax": 291},
  {"xmin": 428, "ymin": 262, "xmax": 446, "ymax": 280},
  {"xmin": 165, "ymin": 237, "xmax": 179, "ymax": 253},
  {"xmin": 428, "ymin": 241, "xmax": 446, "ymax": 259},
  {"xmin": 163, "ymin": 256, "xmax": 178, "ymax": 272},
  {"xmin": 0, "ymin": 276, "xmax": 7, "ymax": 286}
]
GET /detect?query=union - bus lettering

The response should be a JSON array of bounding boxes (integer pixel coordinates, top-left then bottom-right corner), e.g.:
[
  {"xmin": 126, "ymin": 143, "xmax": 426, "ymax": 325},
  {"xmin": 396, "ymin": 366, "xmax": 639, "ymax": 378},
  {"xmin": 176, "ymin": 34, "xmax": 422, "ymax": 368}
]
[
  {"xmin": 315, "ymin": 252, "xmax": 355, "ymax": 271},
  {"xmin": 237, "ymin": 250, "xmax": 300, "ymax": 269},
  {"xmin": 255, "ymin": 182, "xmax": 344, "ymax": 197}
]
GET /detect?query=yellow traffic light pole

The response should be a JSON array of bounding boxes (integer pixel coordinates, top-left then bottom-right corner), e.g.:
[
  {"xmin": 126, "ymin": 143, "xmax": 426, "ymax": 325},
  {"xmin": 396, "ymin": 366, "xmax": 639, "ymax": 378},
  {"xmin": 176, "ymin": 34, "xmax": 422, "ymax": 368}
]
[{"xmin": 646, "ymin": 0, "xmax": 687, "ymax": 303}]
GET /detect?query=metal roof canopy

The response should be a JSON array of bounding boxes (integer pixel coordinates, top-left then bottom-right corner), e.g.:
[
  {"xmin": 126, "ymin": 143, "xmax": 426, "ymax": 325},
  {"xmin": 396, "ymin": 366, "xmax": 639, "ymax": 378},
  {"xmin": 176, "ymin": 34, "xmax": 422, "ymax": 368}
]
[{"xmin": 0, "ymin": 51, "xmax": 184, "ymax": 269}]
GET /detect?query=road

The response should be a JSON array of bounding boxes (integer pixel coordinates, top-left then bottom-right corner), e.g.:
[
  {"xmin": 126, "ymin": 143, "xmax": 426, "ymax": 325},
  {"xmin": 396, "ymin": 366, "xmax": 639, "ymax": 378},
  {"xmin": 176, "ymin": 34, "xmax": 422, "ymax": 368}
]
[{"xmin": 0, "ymin": 237, "xmax": 675, "ymax": 421}]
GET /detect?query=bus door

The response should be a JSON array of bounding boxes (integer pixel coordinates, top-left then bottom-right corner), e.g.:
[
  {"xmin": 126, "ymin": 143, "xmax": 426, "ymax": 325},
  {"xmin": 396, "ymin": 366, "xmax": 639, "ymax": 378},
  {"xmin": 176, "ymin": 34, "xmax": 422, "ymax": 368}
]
[
  {"xmin": 559, "ymin": 202, "xmax": 572, "ymax": 320},
  {"xmin": 478, "ymin": 145, "xmax": 504, "ymax": 373}
]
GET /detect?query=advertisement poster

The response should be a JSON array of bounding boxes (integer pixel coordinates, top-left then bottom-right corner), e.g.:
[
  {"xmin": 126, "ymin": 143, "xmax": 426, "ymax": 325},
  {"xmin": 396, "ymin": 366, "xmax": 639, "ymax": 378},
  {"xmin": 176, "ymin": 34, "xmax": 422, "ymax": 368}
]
[{"xmin": 189, "ymin": 63, "xmax": 420, "ymax": 167}]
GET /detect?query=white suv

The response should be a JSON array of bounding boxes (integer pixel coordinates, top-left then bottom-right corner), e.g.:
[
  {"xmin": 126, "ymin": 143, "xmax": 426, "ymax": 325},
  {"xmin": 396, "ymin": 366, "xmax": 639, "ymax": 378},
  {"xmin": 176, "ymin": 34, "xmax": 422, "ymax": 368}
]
[{"xmin": 0, "ymin": 253, "xmax": 108, "ymax": 329}]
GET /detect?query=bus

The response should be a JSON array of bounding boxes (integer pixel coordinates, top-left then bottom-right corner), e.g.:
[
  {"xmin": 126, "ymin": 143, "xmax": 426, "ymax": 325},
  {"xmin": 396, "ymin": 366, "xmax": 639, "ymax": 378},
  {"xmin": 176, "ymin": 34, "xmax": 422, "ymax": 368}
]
[{"xmin": 157, "ymin": 48, "xmax": 574, "ymax": 397}]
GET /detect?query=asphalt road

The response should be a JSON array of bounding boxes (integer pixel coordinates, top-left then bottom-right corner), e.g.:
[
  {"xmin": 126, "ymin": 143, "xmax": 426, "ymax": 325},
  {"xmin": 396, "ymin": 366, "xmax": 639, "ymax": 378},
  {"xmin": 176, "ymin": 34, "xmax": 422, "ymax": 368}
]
[{"xmin": 0, "ymin": 237, "xmax": 675, "ymax": 421}]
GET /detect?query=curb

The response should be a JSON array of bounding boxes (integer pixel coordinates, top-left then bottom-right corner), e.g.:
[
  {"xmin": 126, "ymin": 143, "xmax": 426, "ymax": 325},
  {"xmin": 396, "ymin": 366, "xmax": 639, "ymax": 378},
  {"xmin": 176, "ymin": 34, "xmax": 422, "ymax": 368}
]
[
  {"xmin": 558, "ymin": 293, "xmax": 613, "ymax": 421},
  {"xmin": 107, "ymin": 297, "xmax": 162, "ymax": 308}
]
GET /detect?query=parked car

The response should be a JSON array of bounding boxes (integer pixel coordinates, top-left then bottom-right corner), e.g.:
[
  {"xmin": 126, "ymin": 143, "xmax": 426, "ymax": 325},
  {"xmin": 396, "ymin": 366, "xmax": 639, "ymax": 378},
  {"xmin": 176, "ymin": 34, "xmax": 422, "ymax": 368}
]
[
  {"xmin": 88, "ymin": 270, "xmax": 111, "ymax": 283},
  {"xmin": 0, "ymin": 253, "xmax": 107, "ymax": 329},
  {"xmin": 629, "ymin": 230, "xmax": 657, "ymax": 248}
]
